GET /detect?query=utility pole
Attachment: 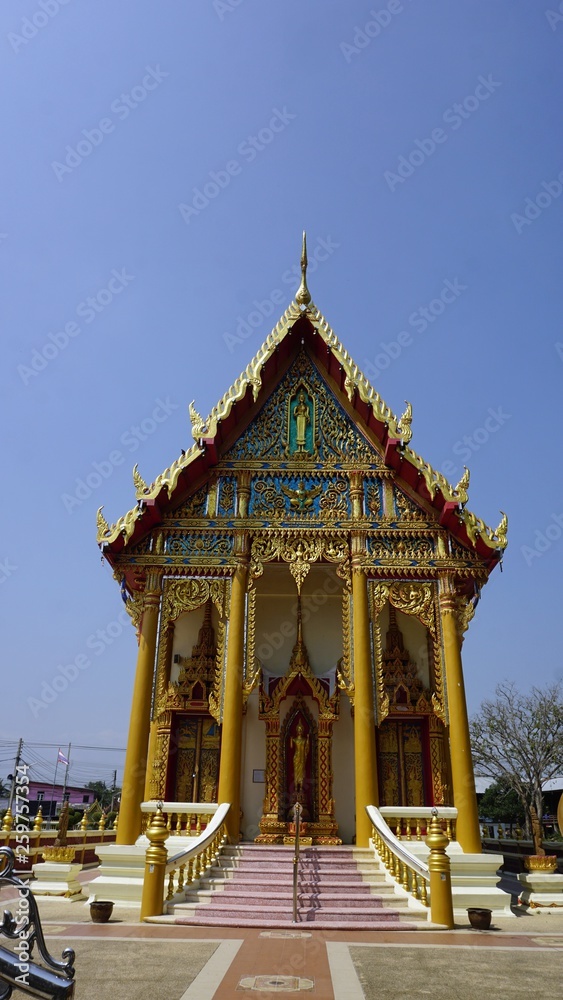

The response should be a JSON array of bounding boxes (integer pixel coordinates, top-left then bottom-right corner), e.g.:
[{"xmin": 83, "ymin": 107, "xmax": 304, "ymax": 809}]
[
  {"xmin": 7, "ymin": 738, "xmax": 23, "ymax": 813},
  {"xmin": 61, "ymin": 743, "xmax": 71, "ymax": 803}
]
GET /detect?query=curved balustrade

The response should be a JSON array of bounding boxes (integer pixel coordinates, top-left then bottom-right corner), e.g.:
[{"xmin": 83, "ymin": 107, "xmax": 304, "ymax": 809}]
[
  {"xmin": 164, "ymin": 802, "xmax": 230, "ymax": 904},
  {"xmin": 367, "ymin": 804, "xmax": 457, "ymax": 927},
  {"xmin": 367, "ymin": 805, "xmax": 430, "ymax": 906},
  {"xmin": 379, "ymin": 806, "xmax": 457, "ymax": 843},
  {"xmin": 140, "ymin": 801, "xmax": 218, "ymax": 837},
  {"xmin": 140, "ymin": 802, "xmax": 231, "ymax": 918}
]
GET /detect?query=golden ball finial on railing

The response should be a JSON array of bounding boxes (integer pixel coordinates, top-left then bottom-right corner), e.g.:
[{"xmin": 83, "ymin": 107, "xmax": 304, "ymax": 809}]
[
  {"xmin": 146, "ymin": 804, "xmax": 170, "ymax": 848},
  {"xmin": 33, "ymin": 807, "xmax": 43, "ymax": 834}
]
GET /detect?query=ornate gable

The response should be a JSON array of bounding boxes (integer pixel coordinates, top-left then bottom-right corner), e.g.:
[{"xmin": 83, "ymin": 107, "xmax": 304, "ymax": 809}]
[
  {"xmin": 97, "ymin": 236, "xmax": 507, "ymax": 583},
  {"xmin": 225, "ymin": 350, "xmax": 384, "ymax": 468}
]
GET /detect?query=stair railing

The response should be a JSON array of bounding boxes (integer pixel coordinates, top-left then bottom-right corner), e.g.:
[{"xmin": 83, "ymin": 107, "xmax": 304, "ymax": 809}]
[
  {"xmin": 366, "ymin": 804, "xmax": 454, "ymax": 928},
  {"xmin": 380, "ymin": 806, "xmax": 458, "ymax": 843},
  {"xmin": 140, "ymin": 802, "xmax": 230, "ymax": 920},
  {"xmin": 292, "ymin": 802, "xmax": 302, "ymax": 923}
]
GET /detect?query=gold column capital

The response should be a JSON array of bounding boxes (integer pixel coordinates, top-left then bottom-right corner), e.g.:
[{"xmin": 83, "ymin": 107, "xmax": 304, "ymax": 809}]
[
  {"xmin": 349, "ymin": 471, "xmax": 365, "ymax": 520},
  {"xmin": 236, "ymin": 473, "xmax": 252, "ymax": 518},
  {"xmin": 233, "ymin": 530, "xmax": 250, "ymax": 564},
  {"xmin": 350, "ymin": 532, "xmax": 367, "ymax": 568}
]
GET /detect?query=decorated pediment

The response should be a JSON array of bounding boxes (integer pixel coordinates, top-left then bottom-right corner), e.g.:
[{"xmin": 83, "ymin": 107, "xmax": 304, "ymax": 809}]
[
  {"xmin": 97, "ymin": 237, "xmax": 506, "ymax": 580},
  {"xmin": 225, "ymin": 350, "xmax": 384, "ymax": 467}
]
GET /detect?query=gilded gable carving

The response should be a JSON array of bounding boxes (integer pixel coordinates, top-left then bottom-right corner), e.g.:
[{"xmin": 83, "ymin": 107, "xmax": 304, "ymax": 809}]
[{"xmin": 224, "ymin": 351, "xmax": 384, "ymax": 467}]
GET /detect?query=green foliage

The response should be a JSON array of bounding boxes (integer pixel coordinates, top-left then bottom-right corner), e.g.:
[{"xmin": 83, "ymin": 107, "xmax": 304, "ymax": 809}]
[
  {"xmin": 85, "ymin": 780, "xmax": 120, "ymax": 809},
  {"xmin": 67, "ymin": 809, "xmax": 83, "ymax": 829},
  {"xmin": 479, "ymin": 778, "xmax": 525, "ymax": 824}
]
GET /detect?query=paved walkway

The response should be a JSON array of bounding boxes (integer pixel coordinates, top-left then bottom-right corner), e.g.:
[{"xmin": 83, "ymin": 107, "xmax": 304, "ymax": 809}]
[{"xmin": 2, "ymin": 870, "xmax": 562, "ymax": 999}]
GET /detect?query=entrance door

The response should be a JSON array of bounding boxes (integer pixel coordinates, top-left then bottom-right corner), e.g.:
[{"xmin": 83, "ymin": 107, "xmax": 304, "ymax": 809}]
[
  {"xmin": 171, "ymin": 715, "xmax": 221, "ymax": 803},
  {"xmin": 377, "ymin": 719, "xmax": 428, "ymax": 807}
]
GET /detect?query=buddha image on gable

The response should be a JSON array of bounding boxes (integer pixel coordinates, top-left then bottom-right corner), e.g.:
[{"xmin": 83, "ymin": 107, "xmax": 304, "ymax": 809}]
[{"xmin": 288, "ymin": 388, "xmax": 314, "ymax": 455}]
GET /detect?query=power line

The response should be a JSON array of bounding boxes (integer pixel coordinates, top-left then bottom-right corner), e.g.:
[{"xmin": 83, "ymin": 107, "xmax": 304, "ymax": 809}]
[{"xmin": 0, "ymin": 740, "xmax": 126, "ymax": 752}]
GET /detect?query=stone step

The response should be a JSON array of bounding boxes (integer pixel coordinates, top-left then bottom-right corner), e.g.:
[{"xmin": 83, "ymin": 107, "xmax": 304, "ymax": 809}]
[
  {"xmin": 174, "ymin": 899, "xmax": 408, "ymax": 919},
  {"xmin": 213, "ymin": 859, "xmax": 382, "ymax": 874},
  {"xmin": 155, "ymin": 914, "xmax": 423, "ymax": 930},
  {"xmin": 182, "ymin": 889, "xmax": 397, "ymax": 909},
  {"xmin": 199, "ymin": 876, "xmax": 395, "ymax": 895},
  {"xmin": 166, "ymin": 843, "xmax": 430, "ymax": 930}
]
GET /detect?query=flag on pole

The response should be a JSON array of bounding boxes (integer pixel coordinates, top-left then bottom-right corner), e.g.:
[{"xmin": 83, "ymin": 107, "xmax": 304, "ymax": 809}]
[{"xmin": 57, "ymin": 749, "xmax": 69, "ymax": 766}]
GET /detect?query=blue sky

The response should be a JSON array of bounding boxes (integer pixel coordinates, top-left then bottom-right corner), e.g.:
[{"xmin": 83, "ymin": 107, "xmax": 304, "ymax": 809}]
[{"xmin": 2, "ymin": 0, "xmax": 562, "ymax": 784}]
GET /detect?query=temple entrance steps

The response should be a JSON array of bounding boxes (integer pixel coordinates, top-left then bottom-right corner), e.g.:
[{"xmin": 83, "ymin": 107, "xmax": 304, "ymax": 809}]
[{"xmin": 155, "ymin": 844, "xmax": 429, "ymax": 930}]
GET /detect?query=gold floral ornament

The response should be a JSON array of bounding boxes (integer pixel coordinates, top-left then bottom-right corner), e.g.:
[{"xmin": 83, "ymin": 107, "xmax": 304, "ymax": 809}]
[
  {"xmin": 389, "ymin": 581, "xmax": 435, "ymax": 630},
  {"xmin": 397, "ymin": 401, "xmax": 413, "ymax": 445},
  {"xmin": 132, "ymin": 464, "xmax": 149, "ymax": 499},
  {"xmin": 454, "ymin": 466, "xmax": 470, "ymax": 506}
]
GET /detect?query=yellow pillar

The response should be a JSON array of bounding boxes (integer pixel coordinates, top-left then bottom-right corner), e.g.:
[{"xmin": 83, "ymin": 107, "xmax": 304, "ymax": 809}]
[
  {"xmin": 117, "ymin": 585, "xmax": 161, "ymax": 846},
  {"xmin": 352, "ymin": 566, "xmax": 379, "ymax": 847},
  {"xmin": 217, "ymin": 556, "xmax": 248, "ymax": 843},
  {"xmin": 439, "ymin": 581, "xmax": 481, "ymax": 854},
  {"xmin": 144, "ymin": 622, "xmax": 174, "ymax": 802}
]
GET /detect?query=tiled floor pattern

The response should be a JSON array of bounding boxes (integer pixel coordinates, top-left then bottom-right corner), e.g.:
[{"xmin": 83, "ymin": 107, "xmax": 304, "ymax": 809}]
[
  {"xmin": 4, "ymin": 871, "xmax": 563, "ymax": 999},
  {"xmin": 32, "ymin": 917, "xmax": 563, "ymax": 1000}
]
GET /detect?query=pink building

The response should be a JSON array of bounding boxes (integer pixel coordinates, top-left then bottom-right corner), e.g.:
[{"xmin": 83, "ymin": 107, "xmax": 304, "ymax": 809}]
[{"xmin": 28, "ymin": 781, "xmax": 97, "ymax": 818}]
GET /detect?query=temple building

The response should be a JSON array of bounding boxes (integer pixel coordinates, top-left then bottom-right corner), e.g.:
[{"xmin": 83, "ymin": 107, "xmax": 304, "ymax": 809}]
[{"xmin": 97, "ymin": 237, "xmax": 507, "ymax": 852}]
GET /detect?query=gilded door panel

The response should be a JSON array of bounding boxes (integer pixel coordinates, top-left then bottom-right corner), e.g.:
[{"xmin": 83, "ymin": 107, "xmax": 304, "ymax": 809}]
[
  {"xmin": 378, "ymin": 720, "xmax": 427, "ymax": 807},
  {"xmin": 199, "ymin": 719, "xmax": 221, "ymax": 802},
  {"xmin": 172, "ymin": 716, "xmax": 220, "ymax": 802},
  {"xmin": 379, "ymin": 724, "xmax": 400, "ymax": 807},
  {"xmin": 174, "ymin": 718, "xmax": 198, "ymax": 802}
]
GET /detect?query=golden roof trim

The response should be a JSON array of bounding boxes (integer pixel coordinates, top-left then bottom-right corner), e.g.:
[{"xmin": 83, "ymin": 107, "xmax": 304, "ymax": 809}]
[{"xmin": 97, "ymin": 295, "xmax": 507, "ymax": 554}]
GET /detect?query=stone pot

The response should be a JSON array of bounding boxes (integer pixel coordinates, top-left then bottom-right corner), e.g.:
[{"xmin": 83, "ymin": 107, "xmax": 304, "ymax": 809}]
[
  {"xmin": 90, "ymin": 900, "xmax": 114, "ymax": 923},
  {"xmin": 467, "ymin": 907, "xmax": 492, "ymax": 930}
]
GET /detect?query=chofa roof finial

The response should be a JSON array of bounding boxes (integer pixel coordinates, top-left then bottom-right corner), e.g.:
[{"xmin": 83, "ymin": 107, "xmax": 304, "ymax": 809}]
[{"xmin": 296, "ymin": 230, "xmax": 311, "ymax": 308}]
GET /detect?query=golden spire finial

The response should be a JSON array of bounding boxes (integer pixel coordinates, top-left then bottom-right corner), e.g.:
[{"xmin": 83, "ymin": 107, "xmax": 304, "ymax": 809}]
[{"xmin": 295, "ymin": 231, "xmax": 311, "ymax": 308}]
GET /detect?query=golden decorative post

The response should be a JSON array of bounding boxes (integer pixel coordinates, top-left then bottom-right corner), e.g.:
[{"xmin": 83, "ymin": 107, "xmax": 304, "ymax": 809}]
[
  {"xmin": 425, "ymin": 810, "xmax": 454, "ymax": 928},
  {"xmin": 140, "ymin": 806, "xmax": 170, "ymax": 921},
  {"xmin": 439, "ymin": 578, "xmax": 481, "ymax": 854},
  {"xmin": 33, "ymin": 807, "xmax": 43, "ymax": 837},
  {"xmin": 352, "ymin": 559, "xmax": 379, "ymax": 846},
  {"xmin": 2, "ymin": 808, "xmax": 13, "ymax": 835},
  {"xmin": 217, "ymin": 546, "xmax": 248, "ymax": 842},
  {"xmin": 117, "ymin": 578, "xmax": 161, "ymax": 845}
]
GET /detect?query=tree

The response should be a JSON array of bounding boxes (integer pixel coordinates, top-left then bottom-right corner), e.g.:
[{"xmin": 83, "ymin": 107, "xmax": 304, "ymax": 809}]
[
  {"xmin": 470, "ymin": 681, "xmax": 563, "ymax": 851},
  {"xmin": 479, "ymin": 777, "xmax": 525, "ymax": 826},
  {"xmin": 85, "ymin": 780, "xmax": 120, "ymax": 809}
]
